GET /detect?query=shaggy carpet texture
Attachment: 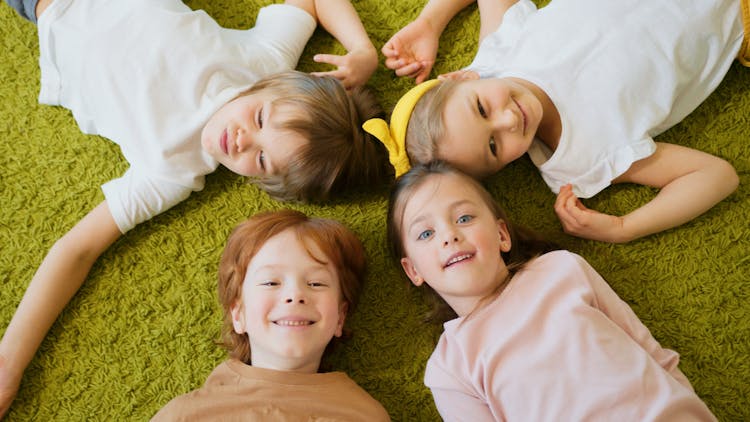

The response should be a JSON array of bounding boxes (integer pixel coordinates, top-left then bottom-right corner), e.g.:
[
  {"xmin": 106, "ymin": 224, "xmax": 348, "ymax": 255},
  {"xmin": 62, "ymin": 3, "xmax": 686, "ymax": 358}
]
[{"xmin": 1, "ymin": 0, "xmax": 748, "ymax": 420}]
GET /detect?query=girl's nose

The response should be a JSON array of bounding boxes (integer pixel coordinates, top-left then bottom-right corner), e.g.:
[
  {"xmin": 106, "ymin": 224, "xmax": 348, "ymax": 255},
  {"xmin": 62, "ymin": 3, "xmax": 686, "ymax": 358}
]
[
  {"xmin": 442, "ymin": 228, "xmax": 461, "ymax": 246},
  {"xmin": 492, "ymin": 107, "xmax": 520, "ymax": 133},
  {"xmin": 443, "ymin": 236, "xmax": 459, "ymax": 246}
]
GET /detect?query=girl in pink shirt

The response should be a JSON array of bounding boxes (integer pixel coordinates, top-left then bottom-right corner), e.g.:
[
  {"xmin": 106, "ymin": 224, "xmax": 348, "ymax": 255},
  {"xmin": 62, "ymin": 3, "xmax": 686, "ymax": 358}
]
[{"xmin": 386, "ymin": 161, "xmax": 716, "ymax": 421}]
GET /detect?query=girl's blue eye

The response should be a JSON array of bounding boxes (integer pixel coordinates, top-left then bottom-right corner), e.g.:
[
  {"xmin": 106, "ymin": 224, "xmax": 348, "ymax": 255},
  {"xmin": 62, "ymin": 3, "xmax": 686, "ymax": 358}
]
[
  {"xmin": 417, "ymin": 229, "xmax": 434, "ymax": 240},
  {"xmin": 457, "ymin": 215, "xmax": 473, "ymax": 224}
]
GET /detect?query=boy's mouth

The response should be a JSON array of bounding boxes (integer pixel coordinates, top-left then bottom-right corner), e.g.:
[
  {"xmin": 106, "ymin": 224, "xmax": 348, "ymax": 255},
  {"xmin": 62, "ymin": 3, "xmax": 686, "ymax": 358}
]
[
  {"xmin": 274, "ymin": 319, "xmax": 314, "ymax": 326},
  {"xmin": 220, "ymin": 129, "xmax": 229, "ymax": 155}
]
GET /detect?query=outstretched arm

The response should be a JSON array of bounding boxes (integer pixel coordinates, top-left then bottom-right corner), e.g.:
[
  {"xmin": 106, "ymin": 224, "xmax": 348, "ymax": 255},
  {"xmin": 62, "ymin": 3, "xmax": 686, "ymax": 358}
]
[
  {"xmin": 382, "ymin": 0, "xmax": 474, "ymax": 83},
  {"xmin": 286, "ymin": 0, "xmax": 377, "ymax": 89},
  {"xmin": 383, "ymin": 0, "xmax": 517, "ymax": 83},
  {"xmin": 0, "ymin": 201, "xmax": 121, "ymax": 418},
  {"xmin": 554, "ymin": 143, "xmax": 739, "ymax": 243}
]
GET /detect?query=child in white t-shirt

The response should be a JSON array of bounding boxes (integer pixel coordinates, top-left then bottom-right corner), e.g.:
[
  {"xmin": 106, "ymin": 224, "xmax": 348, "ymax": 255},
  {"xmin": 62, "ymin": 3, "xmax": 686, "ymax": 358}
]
[
  {"xmin": 0, "ymin": 0, "xmax": 386, "ymax": 416},
  {"xmin": 370, "ymin": 0, "xmax": 748, "ymax": 243},
  {"xmin": 386, "ymin": 161, "xmax": 716, "ymax": 421},
  {"xmin": 152, "ymin": 210, "xmax": 390, "ymax": 421}
]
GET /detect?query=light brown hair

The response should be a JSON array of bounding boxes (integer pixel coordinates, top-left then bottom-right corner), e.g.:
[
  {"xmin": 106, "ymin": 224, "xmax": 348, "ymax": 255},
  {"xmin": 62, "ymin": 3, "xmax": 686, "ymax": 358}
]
[
  {"xmin": 242, "ymin": 71, "xmax": 392, "ymax": 202},
  {"xmin": 404, "ymin": 80, "xmax": 459, "ymax": 166},
  {"xmin": 217, "ymin": 209, "xmax": 366, "ymax": 364},
  {"xmin": 386, "ymin": 161, "xmax": 558, "ymax": 323}
]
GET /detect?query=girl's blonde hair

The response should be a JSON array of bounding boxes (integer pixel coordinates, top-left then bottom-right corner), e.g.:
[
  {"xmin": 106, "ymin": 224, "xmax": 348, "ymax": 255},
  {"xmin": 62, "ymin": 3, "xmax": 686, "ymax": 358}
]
[
  {"xmin": 404, "ymin": 80, "xmax": 459, "ymax": 165},
  {"xmin": 217, "ymin": 209, "xmax": 366, "ymax": 365},
  {"xmin": 386, "ymin": 161, "xmax": 558, "ymax": 323},
  {"xmin": 242, "ymin": 71, "xmax": 392, "ymax": 202}
]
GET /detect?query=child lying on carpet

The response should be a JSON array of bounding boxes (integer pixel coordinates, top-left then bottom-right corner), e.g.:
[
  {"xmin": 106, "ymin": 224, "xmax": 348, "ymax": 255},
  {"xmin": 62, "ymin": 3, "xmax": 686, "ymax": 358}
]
[
  {"xmin": 367, "ymin": 0, "xmax": 749, "ymax": 243},
  {"xmin": 151, "ymin": 210, "xmax": 390, "ymax": 421},
  {"xmin": 0, "ymin": 0, "xmax": 388, "ymax": 416},
  {"xmin": 386, "ymin": 161, "xmax": 717, "ymax": 421}
]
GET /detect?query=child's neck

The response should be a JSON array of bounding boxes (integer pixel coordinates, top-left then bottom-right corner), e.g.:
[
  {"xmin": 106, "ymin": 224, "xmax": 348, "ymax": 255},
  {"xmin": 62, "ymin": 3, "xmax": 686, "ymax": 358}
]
[{"xmin": 514, "ymin": 78, "xmax": 561, "ymax": 152}]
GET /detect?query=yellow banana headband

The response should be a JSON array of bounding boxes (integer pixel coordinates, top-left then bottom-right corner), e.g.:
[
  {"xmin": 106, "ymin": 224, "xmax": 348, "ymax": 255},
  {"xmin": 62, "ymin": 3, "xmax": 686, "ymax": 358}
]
[{"xmin": 362, "ymin": 79, "xmax": 440, "ymax": 177}]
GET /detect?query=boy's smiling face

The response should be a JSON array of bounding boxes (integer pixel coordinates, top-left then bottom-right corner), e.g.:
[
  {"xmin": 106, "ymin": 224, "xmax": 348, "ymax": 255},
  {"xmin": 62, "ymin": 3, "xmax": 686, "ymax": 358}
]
[
  {"xmin": 201, "ymin": 91, "xmax": 309, "ymax": 177},
  {"xmin": 230, "ymin": 228, "xmax": 347, "ymax": 373}
]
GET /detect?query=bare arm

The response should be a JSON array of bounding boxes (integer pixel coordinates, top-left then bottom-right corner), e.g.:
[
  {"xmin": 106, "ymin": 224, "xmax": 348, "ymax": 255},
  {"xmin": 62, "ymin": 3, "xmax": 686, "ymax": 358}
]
[
  {"xmin": 383, "ymin": 0, "xmax": 517, "ymax": 83},
  {"xmin": 286, "ymin": 0, "xmax": 377, "ymax": 89},
  {"xmin": 382, "ymin": 0, "xmax": 475, "ymax": 83},
  {"xmin": 0, "ymin": 201, "xmax": 122, "ymax": 417},
  {"xmin": 555, "ymin": 143, "xmax": 739, "ymax": 243}
]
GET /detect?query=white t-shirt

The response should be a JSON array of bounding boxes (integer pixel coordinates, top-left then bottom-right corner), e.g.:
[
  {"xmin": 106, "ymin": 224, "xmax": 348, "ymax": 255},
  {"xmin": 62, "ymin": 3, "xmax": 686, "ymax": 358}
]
[
  {"xmin": 37, "ymin": 0, "xmax": 316, "ymax": 232},
  {"xmin": 468, "ymin": 0, "xmax": 743, "ymax": 197},
  {"xmin": 425, "ymin": 251, "xmax": 717, "ymax": 421}
]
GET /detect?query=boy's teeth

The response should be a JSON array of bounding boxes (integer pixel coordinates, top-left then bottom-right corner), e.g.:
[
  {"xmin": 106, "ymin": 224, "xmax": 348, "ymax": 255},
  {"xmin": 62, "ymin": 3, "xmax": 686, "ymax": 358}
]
[{"xmin": 276, "ymin": 320, "xmax": 311, "ymax": 326}]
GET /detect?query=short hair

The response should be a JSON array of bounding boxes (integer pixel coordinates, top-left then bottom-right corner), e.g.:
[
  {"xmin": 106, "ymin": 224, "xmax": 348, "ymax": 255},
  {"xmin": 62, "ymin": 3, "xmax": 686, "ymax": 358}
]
[
  {"xmin": 242, "ymin": 71, "xmax": 393, "ymax": 202},
  {"xmin": 386, "ymin": 161, "xmax": 558, "ymax": 323},
  {"xmin": 404, "ymin": 80, "xmax": 459, "ymax": 166},
  {"xmin": 217, "ymin": 209, "xmax": 366, "ymax": 364}
]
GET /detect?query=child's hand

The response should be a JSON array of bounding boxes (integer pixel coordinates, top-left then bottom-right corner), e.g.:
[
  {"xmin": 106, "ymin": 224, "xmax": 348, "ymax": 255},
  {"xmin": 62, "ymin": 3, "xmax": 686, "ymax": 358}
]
[
  {"xmin": 311, "ymin": 45, "xmax": 378, "ymax": 90},
  {"xmin": 554, "ymin": 184, "xmax": 628, "ymax": 243},
  {"xmin": 0, "ymin": 354, "xmax": 21, "ymax": 419},
  {"xmin": 382, "ymin": 18, "xmax": 440, "ymax": 84}
]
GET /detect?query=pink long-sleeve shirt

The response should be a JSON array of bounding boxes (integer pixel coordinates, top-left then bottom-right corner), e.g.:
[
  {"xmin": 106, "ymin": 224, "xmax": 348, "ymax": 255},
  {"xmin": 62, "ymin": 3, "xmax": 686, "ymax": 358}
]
[{"xmin": 425, "ymin": 251, "xmax": 716, "ymax": 421}]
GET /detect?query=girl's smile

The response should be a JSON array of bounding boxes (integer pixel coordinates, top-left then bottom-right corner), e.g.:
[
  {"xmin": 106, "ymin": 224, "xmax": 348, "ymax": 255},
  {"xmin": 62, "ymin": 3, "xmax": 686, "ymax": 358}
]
[
  {"xmin": 436, "ymin": 77, "xmax": 548, "ymax": 179},
  {"xmin": 398, "ymin": 172, "xmax": 512, "ymax": 317}
]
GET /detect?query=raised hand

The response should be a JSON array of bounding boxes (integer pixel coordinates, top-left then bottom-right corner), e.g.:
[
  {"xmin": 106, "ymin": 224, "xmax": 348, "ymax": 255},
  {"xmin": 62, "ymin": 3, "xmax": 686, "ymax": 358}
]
[
  {"xmin": 311, "ymin": 45, "xmax": 378, "ymax": 90},
  {"xmin": 382, "ymin": 18, "xmax": 441, "ymax": 83}
]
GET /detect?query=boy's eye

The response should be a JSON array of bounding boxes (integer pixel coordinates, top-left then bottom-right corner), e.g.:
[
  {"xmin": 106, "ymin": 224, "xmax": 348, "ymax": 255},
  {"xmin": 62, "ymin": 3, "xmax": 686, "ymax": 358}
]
[
  {"xmin": 259, "ymin": 151, "xmax": 266, "ymax": 172},
  {"xmin": 489, "ymin": 138, "xmax": 497, "ymax": 156},
  {"xmin": 308, "ymin": 281, "xmax": 327, "ymax": 288},
  {"xmin": 260, "ymin": 280, "xmax": 278, "ymax": 287},
  {"xmin": 417, "ymin": 229, "xmax": 434, "ymax": 241},
  {"xmin": 477, "ymin": 99, "xmax": 487, "ymax": 118}
]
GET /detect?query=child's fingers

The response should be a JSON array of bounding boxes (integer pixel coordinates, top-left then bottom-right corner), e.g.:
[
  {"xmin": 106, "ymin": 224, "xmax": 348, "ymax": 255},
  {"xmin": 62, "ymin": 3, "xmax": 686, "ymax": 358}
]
[
  {"xmin": 313, "ymin": 53, "xmax": 343, "ymax": 67},
  {"xmin": 384, "ymin": 56, "xmax": 404, "ymax": 70},
  {"xmin": 310, "ymin": 69, "xmax": 346, "ymax": 80},
  {"xmin": 395, "ymin": 62, "xmax": 423, "ymax": 77},
  {"xmin": 381, "ymin": 42, "xmax": 399, "ymax": 58}
]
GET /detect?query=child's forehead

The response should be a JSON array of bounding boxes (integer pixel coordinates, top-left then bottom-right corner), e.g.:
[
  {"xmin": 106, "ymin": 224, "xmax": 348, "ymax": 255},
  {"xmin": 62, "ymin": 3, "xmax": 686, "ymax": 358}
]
[
  {"xmin": 250, "ymin": 229, "xmax": 336, "ymax": 271},
  {"xmin": 400, "ymin": 173, "xmax": 488, "ymax": 221}
]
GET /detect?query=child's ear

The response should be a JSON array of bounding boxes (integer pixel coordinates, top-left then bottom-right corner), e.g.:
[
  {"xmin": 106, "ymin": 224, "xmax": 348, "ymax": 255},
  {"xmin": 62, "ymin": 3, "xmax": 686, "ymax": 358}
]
[
  {"xmin": 401, "ymin": 257, "xmax": 425, "ymax": 287},
  {"xmin": 230, "ymin": 300, "xmax": 246, "ymax": 335},
  {"xmin": 334, "ymin": 302, "xmax": 348, "ymax": 338},
  {"xmin": 497, "ymin": 219, "xmax": 512, "ymax": 253}
]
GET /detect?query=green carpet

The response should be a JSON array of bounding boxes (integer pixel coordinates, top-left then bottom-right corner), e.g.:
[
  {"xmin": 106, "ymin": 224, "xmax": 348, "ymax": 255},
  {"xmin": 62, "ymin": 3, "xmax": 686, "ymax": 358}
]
[{"xmin": 1, "ymin": 0, "xmax": 748, "ymax": 420}]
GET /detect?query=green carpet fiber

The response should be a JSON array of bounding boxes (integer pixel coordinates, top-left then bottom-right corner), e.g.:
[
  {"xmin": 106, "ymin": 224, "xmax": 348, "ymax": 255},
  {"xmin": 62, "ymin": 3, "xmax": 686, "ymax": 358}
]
[{"xmin": 1, "ymin": 0, "xmax": 748, "ymax": 420}]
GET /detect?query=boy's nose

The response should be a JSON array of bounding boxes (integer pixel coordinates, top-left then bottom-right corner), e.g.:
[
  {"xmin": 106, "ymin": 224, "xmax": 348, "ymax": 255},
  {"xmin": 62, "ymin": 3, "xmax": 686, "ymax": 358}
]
[
  {"xmin": 283, "ymin": 285, "xmax": 307, "ymax": 304},
  {"xmin": 235, "ymin": 129, "xmax": 253, "ymax": 152},
  {"xmin": 285, "ymin": 297, "xmax": 306, "ymax": 304}
]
